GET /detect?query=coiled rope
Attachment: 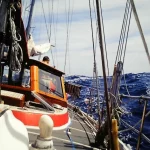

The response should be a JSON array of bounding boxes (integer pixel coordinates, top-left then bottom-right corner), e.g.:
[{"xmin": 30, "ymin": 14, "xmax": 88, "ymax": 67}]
[{"xmin": 9, "ymin": 7, "xmax": 23, "ymax": 73}]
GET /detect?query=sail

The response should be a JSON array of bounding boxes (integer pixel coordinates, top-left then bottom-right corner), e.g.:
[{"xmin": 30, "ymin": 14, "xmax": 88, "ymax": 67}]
[{"xmin": 27, "ymin": 34, "xmax": 51, "ymax": 56}]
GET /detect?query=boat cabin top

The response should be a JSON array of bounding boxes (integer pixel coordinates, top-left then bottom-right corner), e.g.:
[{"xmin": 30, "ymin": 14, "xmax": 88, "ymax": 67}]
[{"xmin": 0, "ymin": 59, "xmax": 67, "ymax": 108}]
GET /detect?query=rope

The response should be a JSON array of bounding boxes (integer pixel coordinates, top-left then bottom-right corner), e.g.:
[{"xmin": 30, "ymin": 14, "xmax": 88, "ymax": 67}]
[
  {"xmin": 130, "ymin": 0, "xmax": 150, "ymax": 65},
  {"xmin": 89, "ymin": 0, "xmax": 96, "ymax": 61},
  {"xmin": 123, "ymin": 69, "xmax": 130, "ymax": 96},
  {"xmin": 91, "ymin": 1, "xmax": 109, "ymax": 119},
  {"xmin": 41, "ymin": 0, "xmax": 55, "ymax": 66},
  {"xmin": 24, "ymin": 2, "xmax": 30, "ymax": 28},
  {"xmin": 99, "ymin": 0, "xmax": 110, "ymax": 88},
  {"xmin": 109, "ymin": 92, "xmax": 129, "ymax": 117},
  {"xmin": 89, "ymin": 0, "xmax": 102, "ymax": 128},
  {"xmin": 66, "ymin": 101, "xmax": 76, "ymax": 150},
  {"xmin": 91, "ymin": 0, "xmax": 99, "ymax": 59},
  {"xmin": 109, "ymin": 92, "xmax": 121, "ymax": 110},
  {"xmin": 118, "ymin": 0, "xmax": 130, "ymax": 62},
  {"xmin": 67, "ymin": 0, "xmax": 75, "ymax": 73},
  {"xmin": 64, "ymin": 0, "xmax": 69, "ymax": 73},
  {"xmin": 115, "ymin": 0, "xmax": 131, "ymax": 64},
  {"xmin": 51, "ymin": 0, "xmax": 58, "ymax": 68},
  {"xmin": 53, "ymin": 0, "xmax": 60, "ymax": 68},
  {"xmin": 120, "ymin": 118, "xmax": 150, "ymax": 144},
  {"xmin": 95, "ymin": 1, "xmax": 113, "ymax": 148},
  {"xmin": 122, "ymin": 6, "xmax": 132, "ymax": 65},
  {"xmin": 119, "ymin": 111, "xmax": 150, "ymax": 134},
  {"xmin": 9, "ymin": 7, "xmax": 23, "ymax": 73},
  {"xmin": 118, "ymin": 1, "xmax": 131, "ymax": 62},
  {"xmin": 64, "ymin": 0, "xmax": 74, "ymax": 73},
  {"xmin": 48, "ymin": 0, "xmax": 54, "ymax": 42}
]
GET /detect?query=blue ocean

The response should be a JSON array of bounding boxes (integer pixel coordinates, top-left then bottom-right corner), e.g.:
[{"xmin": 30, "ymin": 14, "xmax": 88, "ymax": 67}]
[{"xmin": 66, "ymin": 73, "xmax": 150, "ymax": 150}]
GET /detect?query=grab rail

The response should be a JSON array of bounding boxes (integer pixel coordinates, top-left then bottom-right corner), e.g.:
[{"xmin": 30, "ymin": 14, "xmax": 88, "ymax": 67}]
[{"xmin": 31, "ymin": 91, "xmax": 55, "ymax": 112}]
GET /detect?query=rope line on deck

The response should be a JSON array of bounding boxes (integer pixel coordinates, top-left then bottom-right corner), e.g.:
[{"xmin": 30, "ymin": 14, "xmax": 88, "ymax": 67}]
[{"xmin": 66, "ymin": 106, "xmax": 76, "ymax": 150}]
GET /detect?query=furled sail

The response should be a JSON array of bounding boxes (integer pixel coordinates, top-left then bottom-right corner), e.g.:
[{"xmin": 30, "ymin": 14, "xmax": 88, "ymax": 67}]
[{"xmin": 27, "ymin": 34, "xmax": 51, "ymax": 56}]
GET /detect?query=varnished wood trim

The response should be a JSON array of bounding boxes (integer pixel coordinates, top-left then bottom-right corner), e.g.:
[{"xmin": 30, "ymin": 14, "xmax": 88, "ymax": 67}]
[
  {"xmin": 38, "ymin": 90, "xmax": 65, "ymax": 102},
  {"xmin": 0, "ymin": 84, "xmax": 31, "ymax": 91},
  {"xmin": 37, "ymin": 91, "xmax": 67, "ymax": 107},
  {"xmin": 61, "ymin": 77, "xmax": 67, "ymax": 101},
  {"xmin": 30, "ymin": 66, "xmax": 39, "ymax": 91}
]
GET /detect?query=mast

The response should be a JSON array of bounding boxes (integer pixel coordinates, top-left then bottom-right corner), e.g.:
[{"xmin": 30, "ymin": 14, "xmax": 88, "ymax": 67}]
[
  {"xmin": 95, "ymin": 0, "xmax": 113, "ymax": 149},
  {"xmin": 26, "ymin": 0, "xmax": 35, "ymax": 39}
]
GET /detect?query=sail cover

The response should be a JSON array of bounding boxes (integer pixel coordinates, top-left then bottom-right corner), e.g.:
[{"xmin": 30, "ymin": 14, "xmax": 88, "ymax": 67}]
[{"xmin": 27, "ymin": 34, "xmax": 51, "ymax": 56}]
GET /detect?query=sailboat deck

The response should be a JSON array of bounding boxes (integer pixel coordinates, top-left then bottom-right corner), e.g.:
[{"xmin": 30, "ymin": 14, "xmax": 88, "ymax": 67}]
[{"xmin": 28, "ymin": 110, "xmax": 100, "ymax": 150}]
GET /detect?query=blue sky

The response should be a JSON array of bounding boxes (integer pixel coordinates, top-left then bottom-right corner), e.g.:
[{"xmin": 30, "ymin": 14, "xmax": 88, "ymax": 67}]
[{"xmin": 22, "ymin": 0, "xmax": 150, "ymax": 76}]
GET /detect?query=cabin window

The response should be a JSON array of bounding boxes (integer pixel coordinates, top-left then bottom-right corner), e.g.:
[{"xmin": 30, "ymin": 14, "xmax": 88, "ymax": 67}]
[
  {"xmin": 1, "ymin": 65, "xmax": 30, "ymax": 87},
  {"xmin": 38, "ymin": 69, "xmax": 63, "ymax": 98},
  {"xmin": 2, "ymin": 65, "xmax": 21, "ymax": 85},
  {"xmin": 12, "ymin": 71, "xmax": 20, "ymax": 82},
  {"xmin": 2, "ymin": 66, "xmax": 9, "ymax": 84},
  {"xmin": 22, "ymin": 69, "xmax": 30, "ymax": 87}
]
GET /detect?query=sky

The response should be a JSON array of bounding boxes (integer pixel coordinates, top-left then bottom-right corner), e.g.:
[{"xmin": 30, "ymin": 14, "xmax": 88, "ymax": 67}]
[{"xmin": 22, "ymin": 0, "xmax": 150, "ymax": 76}]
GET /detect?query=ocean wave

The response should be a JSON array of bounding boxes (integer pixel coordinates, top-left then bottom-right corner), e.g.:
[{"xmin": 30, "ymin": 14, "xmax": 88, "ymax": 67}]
[{"xmin": 66, "ymin": 73, "xmax": 150, "ymax": 150}]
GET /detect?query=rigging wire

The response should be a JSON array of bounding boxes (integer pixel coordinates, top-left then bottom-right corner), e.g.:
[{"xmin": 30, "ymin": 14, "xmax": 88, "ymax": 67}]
[
  {"xmin": 51, "ymin": 2, "xmax": 56, "ymax": 66},
  {"xmin": 118, "ymin": 1, "xmax": 131, "ymax": 62},
  {"xmin": 99, "ymin": 0, "xmax": 109, "ymax": 77},
  {"xmin": 92, "ymin": 0, "xmax": 111, "ymax": 89},
  {"xmin": 24, "ymin": 2, "xmax": 30, "ymax": 28},
  {"xmin": 48, "ymin": 0, "xmax": 54, "ymax": 42},
  {"xmin": 116, "ymin": 0, "xmax": 132, "ymax": 103},
  {"xmin": 89, "ymin": 0, "xmax": 95, "ymax": 60},
  {"xmin": 67, "ymin": 0, "xmax": 75, "ymax": 74},
  {"xmin": 115, "ymin": 0, "xmax": 131, "ymax": 64},
  {"xmin": 92, "ymin": 0, "xmax": 97, "ymax": 41},
  {"xmin": 95, "ymin": 0, "xmax": 113, "ymax": 148},
  {"xmin": 91, "ymin": 0, "xmax": 99, "ymax": 58},
  {"xmin": 113, "ymin": 0, "xmax": 132, "ymax": 102},
  {"xmin": 130, "ymin": 0, "xmax": 150, "ymax": 65},
  {"xmin": 64, "ymin": 0, "xmax": 69, "ymax": 73},
  {"xmin": 64, "ymin": 0, "xmax": 71, "ymax": 73},
  {"xmin": 64, "ymin": 0, "xmax": 70, "ymax": 73},
  {"xmin": 122, "ymin": 5, "xmax": 132, "ymax": 64},
  {"xmin": 111, "ymin": 0, "xmax": 132, "ymax": 116},
  {"xmin": 40, "ymin": 0, "xmax": 55, "ymax": 66},
  {"xmin": 120, "ymin": 7, "xmax": 132, "ymax": 92},
  {"xmin": 48, "ymin": 0, "xmax": 59, "ymax": 68},
  {"xmin": 92, "ymin": 0, "xmax": 111, "ymax": 122},
  {"xmin": 89, "ymin": 0, "xmax": 101, "ymax": 127},
  {"xmin": 120, "ymin": 118, "xmax": 150, "ymax": 144},
  {"xmin": 53, "ymin": 0, "xmax": 60, "ymax": 68},
  {"xmin": 64, "ymin": 0, "xmax": 74, "ymax": 74},
  {"xmin": 119, "ymin": 111, "xmax": 150, "ymax": 134},
  {"xmin": 123, "ymin": 70, "xmax": 130, "ymax": 96},
  {"xmin": 49, "ymin": 0, "xmax": 59, "ymax": 68},
  {"xmin": 98, "ymin": 0, "xmax": 111, "ymax": 90}
]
